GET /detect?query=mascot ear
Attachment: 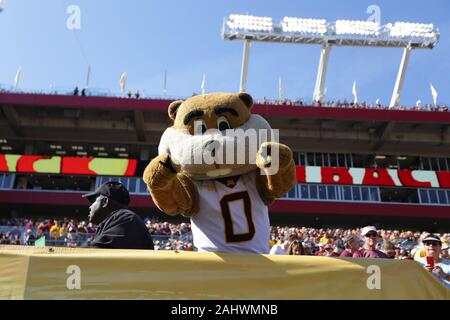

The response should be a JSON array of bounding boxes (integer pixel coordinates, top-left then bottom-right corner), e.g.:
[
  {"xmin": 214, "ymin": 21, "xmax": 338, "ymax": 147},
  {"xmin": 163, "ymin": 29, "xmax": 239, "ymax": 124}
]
[
  {"xmin": 238, "ymin": 92, "xmax": 253, "ymax": 109},
  {"xmin": 168, "ymin": 100, "xmax": 183, "ymax": 121}
]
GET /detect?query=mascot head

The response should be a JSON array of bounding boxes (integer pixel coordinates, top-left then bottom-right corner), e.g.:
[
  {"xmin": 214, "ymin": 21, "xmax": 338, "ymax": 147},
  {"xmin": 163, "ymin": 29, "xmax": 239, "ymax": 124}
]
[{"xmin": 158, "ymin": 92, "xmax": 274, "ymax": 180}]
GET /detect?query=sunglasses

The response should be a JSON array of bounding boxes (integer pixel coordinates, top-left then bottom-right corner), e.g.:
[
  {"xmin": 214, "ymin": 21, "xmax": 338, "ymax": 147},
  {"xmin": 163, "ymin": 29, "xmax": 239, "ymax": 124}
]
[
  {"xmin": 365, "ymin": 233, "xmax": 378, "ymax": 238},
  {"xmin": 423, "ymin": 241, "xmax": 441, "ymax": 247}
]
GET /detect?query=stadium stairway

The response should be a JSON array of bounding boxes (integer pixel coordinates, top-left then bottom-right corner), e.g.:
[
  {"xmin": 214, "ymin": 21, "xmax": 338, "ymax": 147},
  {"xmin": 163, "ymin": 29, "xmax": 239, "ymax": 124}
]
[{"xmin": 0, "ymin": 245, "xmax": 448, "ymax": 299}]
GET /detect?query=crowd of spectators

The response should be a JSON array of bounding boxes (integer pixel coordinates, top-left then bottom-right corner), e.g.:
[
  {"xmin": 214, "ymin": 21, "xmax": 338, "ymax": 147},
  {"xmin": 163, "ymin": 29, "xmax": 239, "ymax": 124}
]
[
  {"xmin": 0, "ymin": 217, "xmax": 193, "ymax": 249},
  {"xmin": 2, "ymin": 86, "xmax": 448, "ymax": 112},
  {"xmin": 1, "ymin": 217, "xmax": 448, "ymax": 257},
  {"xmin": 268, "ymin": 225, "xmax": 449, "ymax": 287},
  {"xmin": 257, "ymin": 97, "xmax": 449, "ymax": 112},
  {"xmin": 1, "ymin": 217, "xmax": 449, "ymax": 286}
]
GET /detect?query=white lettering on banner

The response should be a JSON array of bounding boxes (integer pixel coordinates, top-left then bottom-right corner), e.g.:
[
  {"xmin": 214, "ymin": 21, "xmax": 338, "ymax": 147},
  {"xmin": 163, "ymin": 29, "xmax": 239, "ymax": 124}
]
[
  {"xmin": 349, "ymin": 168, "xmax": 365, "ymax": 184},
  {"xmin": 306, "ymin": 166, "xmax": 321, "ymax": 183},
  {"xmin": 387, "ymin": 169, "xmax": 402, "ymax": 186},
  {"xmin": 411, "ymin": 171, "xmax": 439, "ymax": 187}
]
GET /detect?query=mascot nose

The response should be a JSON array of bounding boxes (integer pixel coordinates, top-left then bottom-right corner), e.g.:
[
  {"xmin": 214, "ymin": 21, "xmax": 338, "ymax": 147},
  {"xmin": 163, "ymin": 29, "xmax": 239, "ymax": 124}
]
[{"xmin": 204, "ymin": 140, "xmax": 220, "ymax": 157}]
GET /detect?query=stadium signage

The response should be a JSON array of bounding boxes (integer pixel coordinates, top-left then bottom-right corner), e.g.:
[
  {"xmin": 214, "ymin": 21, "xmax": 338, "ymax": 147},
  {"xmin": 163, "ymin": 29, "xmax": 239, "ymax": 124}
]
[
  {"xmin": 0, "ymin": 154, "xmax": 448, "ymax": 188},
  {"xmin": 0, "ymin": 154, "xmax": 137, "ymax": 176},
  {"xmin": 296, "ymin": 166, "xmax": 450, "ymax": 189}
]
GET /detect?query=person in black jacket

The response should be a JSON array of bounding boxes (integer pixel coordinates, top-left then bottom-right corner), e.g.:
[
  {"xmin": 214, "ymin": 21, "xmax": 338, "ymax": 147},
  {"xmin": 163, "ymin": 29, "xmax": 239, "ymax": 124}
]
[{"xmin": 82, "ymin": 181, "xmax": 154, "ymax": 250}]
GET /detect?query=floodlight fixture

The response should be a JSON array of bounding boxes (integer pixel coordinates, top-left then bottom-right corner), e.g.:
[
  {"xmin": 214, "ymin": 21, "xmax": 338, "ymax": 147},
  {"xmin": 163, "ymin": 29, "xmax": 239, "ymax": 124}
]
[
  {"xmin": 222, "ymin": 14, "xmax": 440, "ymax": 106},
  {"xmin": 222, "ymin": 14, "xmax": 439, "ymax": 48},
  {"xmin": 335, "ymin": 20, "xmax": 380, "ymax": 36}
]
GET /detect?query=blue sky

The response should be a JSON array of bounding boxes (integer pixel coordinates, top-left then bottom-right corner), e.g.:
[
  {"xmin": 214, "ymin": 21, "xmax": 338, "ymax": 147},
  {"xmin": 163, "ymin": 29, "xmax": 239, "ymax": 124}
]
[{"xmin": 0, "ymin": 0, "xmax": 449, "ymax": 106}]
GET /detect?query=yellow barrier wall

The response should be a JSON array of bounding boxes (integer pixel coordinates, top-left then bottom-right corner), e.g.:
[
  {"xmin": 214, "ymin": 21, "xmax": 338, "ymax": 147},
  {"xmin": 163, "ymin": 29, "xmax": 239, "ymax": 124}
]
[{"xmin": 0, "ymin": 245, "xmax": 448, "ymax": 300}]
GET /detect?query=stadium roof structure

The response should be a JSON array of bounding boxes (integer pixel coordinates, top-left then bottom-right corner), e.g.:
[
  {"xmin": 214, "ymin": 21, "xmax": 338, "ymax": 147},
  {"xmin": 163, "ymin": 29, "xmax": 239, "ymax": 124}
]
[{"xmin": 222, "ymin": 14, "xmax": 440, "ymax": 108}]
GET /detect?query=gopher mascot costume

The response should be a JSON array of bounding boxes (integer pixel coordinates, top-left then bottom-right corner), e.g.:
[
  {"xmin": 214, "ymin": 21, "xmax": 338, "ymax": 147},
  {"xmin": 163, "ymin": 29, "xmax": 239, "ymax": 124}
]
[{"xmin": 143, "ymin": 92, "xmax": 296, "ymax": 254}]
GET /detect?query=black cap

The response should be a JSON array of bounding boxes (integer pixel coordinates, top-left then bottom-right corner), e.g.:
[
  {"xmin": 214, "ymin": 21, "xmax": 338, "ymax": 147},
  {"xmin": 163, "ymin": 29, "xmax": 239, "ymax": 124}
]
[{"xmin": 82, "ymin": 181, "xmax": 130, "ymax": 206}]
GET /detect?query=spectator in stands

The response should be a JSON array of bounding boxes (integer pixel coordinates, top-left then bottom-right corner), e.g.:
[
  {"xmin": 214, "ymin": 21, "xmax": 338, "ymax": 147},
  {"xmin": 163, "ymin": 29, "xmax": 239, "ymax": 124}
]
[
  {"xmin": 323, "ymin": 244, "xmax": 335, "ymax": 256},
  {"xmin": 417, "ymin": 234, "xmax": 450, "ymax": 288},
  {"xmin": 357, "ymin": 226, "xmax": 388, "ymax": 258},
  {"xmin": 319, "ymin": 231, "xmax": 330, "ymax": 245},
  {"xmin": 135, "ymin": 90, "xmax": 140, "ymax": 99},
  {"xmin": 127, "ymin": 91, "xmax": 132, "ymax": 98},
  {"xmin": 315, "ymin": 243, "xmax": 326, "ymax": 256},
  {"xmin": 73, "ymin": 86, "xmax": 79, "ymax": 96},
  {"xmin": 399, "ymin": 248, "xmax": 413, "ymax": 260},
  {"xmin": 81, "ymin": 88, "xmax": 87, "ymax": 96},
  {"xmin": 86, "ymin": 222, "xmax": 95, "ymax": 234},
  {"xmin": 38, "ymin": 220, "xmax": 51, "ymax": 234},
  {"xmin": 269, "ymin": 239, "xmax": 286, "ymax": 255},
  {"xmin": 68, "ymin": 219, "xmax": 77, "ymax": 231},
  {"xmin": 159, "ymin": 222, "xmax": 171, "ymax": 236},
  {"xmin": 24, "ymin": 229, "xmax": 35, "ymax": 245},
  {"xmin": 25, "ymin": 219, "xmax": 34, "ymax": 230},
  {"xmin": 441, "ymin": 246, "xmax": 449, "ymax": 260},
  {"xmin": 381, "ymin": 240, "xmax": 396, "ymax": 259},
  {"xmin": 287, "ymin": 240, "xmax": 305, "ymax": 255},
  {"xmin": 413, "ymin": 232, "xmax": 431, "ymax": 261},
  {"xmin": 9, "ymin": 233, "xmax": 20, "ymax": 245},
  {"xmin": 82, "ymin": 181, "xmax": 154, "ymax": 250},
  {"xmin": 441, "ymin": 234, "xmax": 449, "ymax": 249},
  {"xmin": 49, "ymin": 220, "xmax": 60, "ymax": 239},
  {"xmin": 340, "ymin": 234, "xmax": 361, "ymax": 257},
  {"xmin": 327, "ymin": 246, "xmax": 342, "ymax": 257},
  {"xmin": 66, "ymin": 230, "xmax": 78, "ymax": 248},
  {"xmin": 283, "ymin": 233, "xmax": 299, "ymax": 253}
]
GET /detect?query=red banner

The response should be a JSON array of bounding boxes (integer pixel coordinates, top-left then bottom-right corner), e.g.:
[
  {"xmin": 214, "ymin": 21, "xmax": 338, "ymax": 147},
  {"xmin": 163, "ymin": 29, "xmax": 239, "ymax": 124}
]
[
  {"xmin": 296, "ymin": 166, "xmax": 448, "ymax": 189},
  {"xmin": 0, "ymin": 154, "xmax": 137, "ymax": 177}
]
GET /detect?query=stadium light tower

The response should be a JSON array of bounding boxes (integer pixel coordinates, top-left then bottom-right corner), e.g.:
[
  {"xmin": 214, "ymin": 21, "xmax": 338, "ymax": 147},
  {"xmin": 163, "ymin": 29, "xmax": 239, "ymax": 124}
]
[{"xmin": 222, "ymin": 15, "xmax": 439, "ymax": 106}]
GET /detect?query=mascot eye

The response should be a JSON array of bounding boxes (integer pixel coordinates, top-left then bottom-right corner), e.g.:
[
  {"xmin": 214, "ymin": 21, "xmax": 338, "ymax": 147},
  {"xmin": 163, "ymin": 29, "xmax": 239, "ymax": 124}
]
[
  {"xmin": 194, "ymin": 120, "xmax": 207, "ymax": 135},
  {"xmin": 217, "ymin": 116, "xmax": 231, "ymax": 131}
]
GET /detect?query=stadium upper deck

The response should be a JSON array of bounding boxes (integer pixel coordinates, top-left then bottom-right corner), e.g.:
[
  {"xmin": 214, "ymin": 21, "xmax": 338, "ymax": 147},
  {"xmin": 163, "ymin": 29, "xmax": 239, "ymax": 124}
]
[{"xmin": 0, "ymin": 92, "xmax": 449, "ymax": 230}]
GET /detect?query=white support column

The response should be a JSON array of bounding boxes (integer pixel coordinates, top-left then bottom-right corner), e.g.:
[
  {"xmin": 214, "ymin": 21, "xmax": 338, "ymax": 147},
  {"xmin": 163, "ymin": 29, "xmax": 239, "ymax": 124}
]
[
  {"xmin": 389, "ymin": 46, "xmax": 412, "ymax": 108},
  {"xmin": 312, "ymin": 44, "xmax": 331, "ymax": 102},
  {"xmin": 239, "ymin": 40, "xmax": 251, "ymax": 93}
]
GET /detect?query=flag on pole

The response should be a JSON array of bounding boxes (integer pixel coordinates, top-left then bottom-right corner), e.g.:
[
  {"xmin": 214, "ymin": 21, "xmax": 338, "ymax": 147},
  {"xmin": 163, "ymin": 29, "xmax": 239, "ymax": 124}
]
[
  {"xmin": 430, "ymin": 83, "xmax": 438, "ymax": 106},
  {"xmin": 119, "ymin": 72, "xmax": 127, "ymax": 94},
  {"xmin": 85, "ymin": 66, "xmax": 91, "ymax": 89},
  {"xmin": 14, "ymin": 66, "xmax": 22, "ymax": 90},
  {"xmin": 200, "ymin": 74, "xmax": 206, "ymax": 95},
  {"xmin": 34, "ymin": 236, "xmax": 46, "ymax": 247},
  {"xmin": 278, "ymin": 77, "xmax": 283, "ymax": 100},
  {"xmin": 352, "ymin": 81, "xmax": 358, "ymax": 105},
  {"xmin": 162, "ymin": 70, "xmax": 167, "ymax": 98}
]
